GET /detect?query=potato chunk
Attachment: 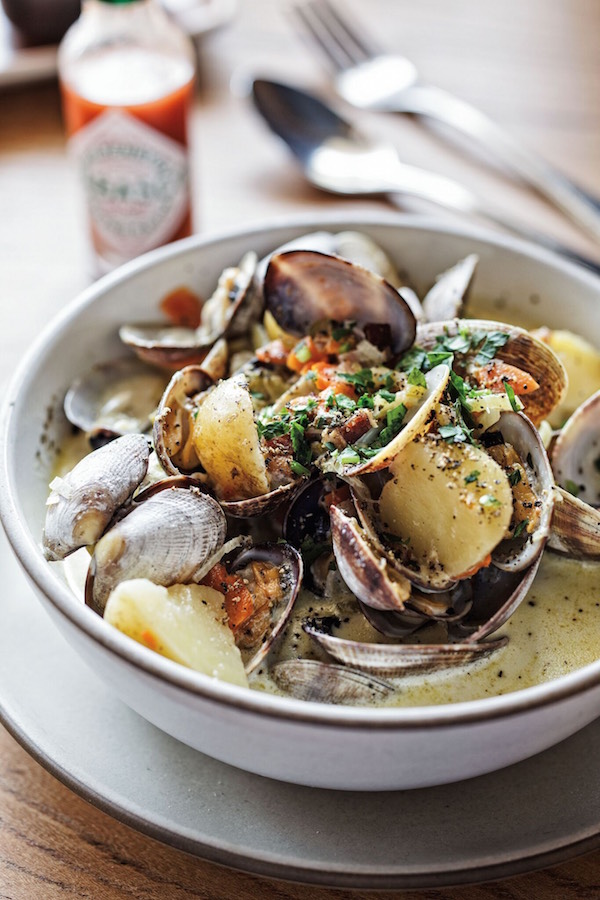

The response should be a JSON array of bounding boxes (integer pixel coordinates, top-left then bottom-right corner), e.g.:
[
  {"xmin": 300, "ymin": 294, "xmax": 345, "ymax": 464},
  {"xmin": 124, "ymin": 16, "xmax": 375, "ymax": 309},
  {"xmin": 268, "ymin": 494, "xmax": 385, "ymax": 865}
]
[
  {"xmin": 192, "ymin": 376, "xmax": 270, "ymax": 500},
  {"xmin": 104, "ymin": 579, "xmax": 249, "ymax": 688},
  {"xmin": 534, "ymin": 329, "xmax": 600, "ymax": 426},
  {"xmin": 379, "ymin": 434, "xmax": 513, "ymax": 580}
]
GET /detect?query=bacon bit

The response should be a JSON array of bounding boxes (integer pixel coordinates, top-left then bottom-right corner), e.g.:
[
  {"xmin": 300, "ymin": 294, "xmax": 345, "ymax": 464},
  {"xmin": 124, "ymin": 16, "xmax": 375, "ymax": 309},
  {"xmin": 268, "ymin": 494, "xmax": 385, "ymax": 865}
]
[
  {"xmin": 456, "ymin": 553, "xmax": 492, "ymax": 580},
  {"xmin": 160, "ymin": 286, "xmax": 203, "ymax": 328},
  {"xmin": 472, "ymin": 360, "xmax": 539, "ymax": 395},
  {"xmin": 335, "ymin": 408, "xmax": 373, "ymax": 445},
  {"xmin": 256, "ymin": 339, "xmax": 290, "ymax": 367},
  {"xmin": 141, "ymin": 629, "xmax": 158, "ymax": 650},
  {"xmin": 201, "ymin": 562, "xmax": 255, "ymax": 631}
]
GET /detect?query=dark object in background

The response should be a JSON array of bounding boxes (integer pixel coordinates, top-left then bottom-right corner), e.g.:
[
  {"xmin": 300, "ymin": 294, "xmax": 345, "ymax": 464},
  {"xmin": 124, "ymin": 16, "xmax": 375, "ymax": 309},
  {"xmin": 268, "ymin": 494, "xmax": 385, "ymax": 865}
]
[{"xmin": 1, "ymin": 0, "xmax": 80, "ymax": 46}]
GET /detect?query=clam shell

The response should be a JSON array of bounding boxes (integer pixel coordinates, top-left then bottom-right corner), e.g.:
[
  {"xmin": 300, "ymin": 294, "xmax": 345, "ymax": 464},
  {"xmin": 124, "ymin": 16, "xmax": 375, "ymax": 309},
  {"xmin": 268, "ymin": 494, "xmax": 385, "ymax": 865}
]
[
  {"xmin": 264, "ymin": 250, "xmax": 416, "ymax": 354},
  {"xmin": 153, "ymin": 365, "xmax": 213, "ymax": 477},
  {"xmin": 548, "ymin": 486, "xmax": 600, "ymax": 560},
  {"xmin": 229, "ymin": 542, "xmax": 303, "ymax": 673},
  {"xmin": 220, "ymin": 479, "xmax": 305, "ymax": 518},
  {"xmin": 332, "ymin": 363, "xmax": 450, "ymax": 476},
  {"xmin": 330, "ymin": 505, "xmax": 411, "ymax": 610},
  {"xmin": 270, "ymin": 659, "xmax": 394, "ymax": 704},
  {"xmin": 86, "ymin": 485, "xmax": 227, "ymax": 615},
  {"xmin": 43, "ymin": 433, "xmax": 149, "ymax": 562},
  {"xmin": 458, "ymin": 556, "xmax": 542, "ymax": 642},
  {"xmin": 421, "ymin": 254, "xmax": 478, "ymax": 322},
  {"xmin": 64, "ymin": 357, "xmax": 167, "ymax": 437},
  {"xmin": 551, "ymin": 389, "xmax": 600, "ymax": 507},
  {"xmin": 303, "ymin": 626, "xmax": 507, "ymax": 677},
  {"xmin": 119, "ymin": 252, "xmax": 260, "ymax": 368},
  {"xmin": 488, "ymin": 411, "xmax": 555, "ymax": 572},
  {"xmin": 417, "ymin": 319, "xmax": 567, "ymax": 426}
]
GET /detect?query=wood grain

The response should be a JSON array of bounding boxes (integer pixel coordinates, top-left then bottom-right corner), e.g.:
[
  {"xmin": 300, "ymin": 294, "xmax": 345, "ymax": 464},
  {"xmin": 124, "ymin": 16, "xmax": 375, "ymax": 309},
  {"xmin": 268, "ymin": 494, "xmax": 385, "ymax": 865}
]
[{"xmin": 1, "ymin": 0, "xmax": 599, "ymax": 896}]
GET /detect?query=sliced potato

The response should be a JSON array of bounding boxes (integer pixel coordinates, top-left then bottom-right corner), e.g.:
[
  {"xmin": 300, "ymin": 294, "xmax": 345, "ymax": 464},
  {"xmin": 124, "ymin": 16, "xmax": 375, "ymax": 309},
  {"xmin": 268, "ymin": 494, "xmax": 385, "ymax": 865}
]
[
  {"xmin": 379, "ymin": 434, "xmax": 513, "ymax": 580},
  {"xmin": 104, "ymin": 578, "xmax": 249, "ymax": 687},
  {"xmin": 192, "ymin": 375, "xmax": 270, "ymax": 500},
  {"xmin": 533, "ymin": 328, "xmax": 600, "ymax": 426}
]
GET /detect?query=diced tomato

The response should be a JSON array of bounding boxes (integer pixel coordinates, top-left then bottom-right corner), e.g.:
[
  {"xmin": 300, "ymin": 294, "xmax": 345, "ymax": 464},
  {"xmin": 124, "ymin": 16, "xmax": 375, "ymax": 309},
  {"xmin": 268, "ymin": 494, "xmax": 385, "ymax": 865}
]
[
  {"xmin": 456, "ymin": 553, "xmax": 492, "ymax": 580},
  {"xmin": 160, "ymin": 286, "xmax": 203, "ymax": 328},
  {"xmin": 472, "ymin": 360, "xmax": 539, "ymax": 395},
  {"xmin": 287, "ymin": 336, "xmax": 328, "ymax": 373},
  {"xmin": 201, "ymin": 562, "xmax": 255, "ymax": 631},
  {"xmin": 255, "ymin": 339, "xmax": 290, "ymax": 367},
  {"xmin": 309, "ymin": 361, "xmax": 357, "ymax": 398},
  {"xmin": 323, "ymin": 484, "xmax": 351, "ymax": 509}
]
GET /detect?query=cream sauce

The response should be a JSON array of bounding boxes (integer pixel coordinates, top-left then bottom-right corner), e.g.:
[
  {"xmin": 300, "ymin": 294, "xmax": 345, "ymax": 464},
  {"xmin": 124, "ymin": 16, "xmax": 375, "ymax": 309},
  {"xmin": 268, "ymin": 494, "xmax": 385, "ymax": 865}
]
[{"xmin": 249, "ymin": 555, "xmax": 600, "ymax": 705}]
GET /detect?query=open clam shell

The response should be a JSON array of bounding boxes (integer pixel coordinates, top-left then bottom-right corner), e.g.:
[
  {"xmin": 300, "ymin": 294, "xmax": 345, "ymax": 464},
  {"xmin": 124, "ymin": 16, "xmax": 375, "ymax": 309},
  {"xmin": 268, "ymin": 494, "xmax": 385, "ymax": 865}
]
[
  {"xmin": 256, "ymin": 230, "xmax": 403, "ymax": 288},
  {"xmin": 455, "ymin": 557, "xmax": 542, "ymax": 642},
  {"xmin": 330, "ymin": 363, "xmax": 450, "ymax": 477},
  {"xmin": 43, "ymin": 433, "xmax": 150, "ymax": 562},
  {"xmin": 551, "ymin": 389, "xmax": 600, "ymax": 507},
  {"xmin": 64, "ymin": 356, "xmax": 167, "ymax": 442},
  {"xmin": 85, "ymin": 485, "xmax": 227, "ymax": 615},
  {"xmin": 153, "ymin": 365, "xmax": 213, "ymax": 478},
  {"xmin": 421, "ymin": 254, "xmax": 478, "ymax": 323},
  {"xmin": 282, "ymin": 475, "xmax": 340, "ymax": 593},
  {"xmin": 303, "ymin": 626, "xmax": 507, "ymax": 678},
  {"xmin": 229, "ymin": 542, "xmax": 303, "ymax": 674},
  {"xmin": 417, "ymin": 319, "xmax": 567, "ymax": 426},
  {"xmin": 548, "ymin": 486, "xmax": 600, "ymax": 560},
  {"xmin": 487, "ymin": 411, "xmax": 555, "ymax": 572},
  {"xmin": 270, "ymin": 659, "xmax": 394, "ymax": 704},
  {"xmin": 330, "ymin": 504, "xmax": 412, "ymax": 611},
  {"xmin": 119, "ymin": 252, "xmax": 261, "ymax": 369},
  {"xmin": 263, "ymin": 250, "xmax": 416, "ymax": 355}
]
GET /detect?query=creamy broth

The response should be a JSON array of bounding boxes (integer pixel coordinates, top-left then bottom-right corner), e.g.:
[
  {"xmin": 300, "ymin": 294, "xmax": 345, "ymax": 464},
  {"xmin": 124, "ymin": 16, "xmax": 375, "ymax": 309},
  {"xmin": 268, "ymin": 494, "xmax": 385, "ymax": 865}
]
[{"xmin": 249, "ymin": 554, "xmax": 600, "ymax": 705}]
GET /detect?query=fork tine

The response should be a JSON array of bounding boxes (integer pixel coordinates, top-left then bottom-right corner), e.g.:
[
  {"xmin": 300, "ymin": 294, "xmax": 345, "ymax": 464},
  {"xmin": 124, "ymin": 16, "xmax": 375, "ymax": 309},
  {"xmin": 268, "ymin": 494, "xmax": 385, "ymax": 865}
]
[
  {"xmin": 313, "ymin": 0, "xmax": 380, "ymax": 61},
  {"xmin": 293, "ymin": 3, "xmax": 355, "ymax": 71},
  {"xmin": 293, "ymin": 0, "xmax": 378, "ymax": 72}
]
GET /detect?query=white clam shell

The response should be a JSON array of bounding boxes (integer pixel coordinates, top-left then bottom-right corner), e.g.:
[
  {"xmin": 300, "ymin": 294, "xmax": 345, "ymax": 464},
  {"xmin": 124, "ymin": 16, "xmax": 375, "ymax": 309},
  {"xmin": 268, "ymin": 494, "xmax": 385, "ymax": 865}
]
[{"xmin": 43, "ymin": 433, "xmax": 149, "ymax": 562}]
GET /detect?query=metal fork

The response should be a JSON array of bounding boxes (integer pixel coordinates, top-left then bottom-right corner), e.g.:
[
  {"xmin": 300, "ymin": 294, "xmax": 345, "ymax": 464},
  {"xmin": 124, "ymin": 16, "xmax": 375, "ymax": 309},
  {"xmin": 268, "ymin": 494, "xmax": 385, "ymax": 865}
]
[{"xmin": 294, "ymin": 0, "xmax": 600, "ymax": 244}]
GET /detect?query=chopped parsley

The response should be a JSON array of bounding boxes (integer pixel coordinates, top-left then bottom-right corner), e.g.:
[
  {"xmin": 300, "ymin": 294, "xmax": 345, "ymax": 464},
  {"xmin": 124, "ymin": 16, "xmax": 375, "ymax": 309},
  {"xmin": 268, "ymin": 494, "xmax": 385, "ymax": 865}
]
[
  {"xmin": 407, "ymin": 367, "xmax": 427, "ymax": 388},
  {"xmin": 503, "ymin": 379, "xmax": 520, "ymax": 411},
  {"xmin": 439, "ymin": 423, "xmax": 471, "ymax": 443},
  {"xmin": 290, "ymin": 460, "xmax": 310, "ymax": 476},
  {"xmin": 465, "ymin": 469, "xmax": 480, "ymax": 484},
  {"xmin": 473, "ymin": 331, "xmax": 511, "ymax": 365},
  {"xmin": 337, "ymin": 368, "xmax": 374, "ymax": 395},
  {"xmin": 513, "ymin": 518, "xmax": 529, "ymax": 538},
  {"xmin": 509, "ymin": 468, "xmax": 522, "ymax": 486},
  {"xmin": 565, "ymin": 479, "xmax": 581, "ymax": 497}
]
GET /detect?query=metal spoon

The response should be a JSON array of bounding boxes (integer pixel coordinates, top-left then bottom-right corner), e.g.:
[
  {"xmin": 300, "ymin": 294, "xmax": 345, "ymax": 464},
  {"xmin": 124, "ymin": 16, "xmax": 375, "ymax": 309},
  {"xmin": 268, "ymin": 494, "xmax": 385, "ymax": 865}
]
[{"xmin": 251, "ymin": 79, "xmax": 600, "ymax": 275}]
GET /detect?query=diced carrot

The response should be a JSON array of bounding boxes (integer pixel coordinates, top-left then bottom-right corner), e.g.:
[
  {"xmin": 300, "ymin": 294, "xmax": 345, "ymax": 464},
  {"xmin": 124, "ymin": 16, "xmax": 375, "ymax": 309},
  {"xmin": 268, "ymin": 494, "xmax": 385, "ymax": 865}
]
[
  {"xmin": 456, "ymin": 553, "xmax": 492, "ymax": 580},
  {"xmin": 141, "ymin": 629, "xmax": 158, "ymax": 651},
  {"xmin": 201, "ymin": 562, "xmax": 255, "ymax": 631},
  {"xmin": 160, "ymin": 286, "xmax": 203, "ymax": 328},
  {"xmin": 472, "ymin": 360, "xmax": 539, "ymax": 395},
  {"xmin": 255, "ymin": 339, "xmax": 290, "ymax": 366}
]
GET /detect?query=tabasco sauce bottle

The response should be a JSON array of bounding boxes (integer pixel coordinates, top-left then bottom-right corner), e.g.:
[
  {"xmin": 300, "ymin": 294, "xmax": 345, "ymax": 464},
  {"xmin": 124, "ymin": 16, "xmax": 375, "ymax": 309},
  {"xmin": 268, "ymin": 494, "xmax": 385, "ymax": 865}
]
[{"xmin": 58, "ymin": 0, "xmax": 196, "ymax": 274}]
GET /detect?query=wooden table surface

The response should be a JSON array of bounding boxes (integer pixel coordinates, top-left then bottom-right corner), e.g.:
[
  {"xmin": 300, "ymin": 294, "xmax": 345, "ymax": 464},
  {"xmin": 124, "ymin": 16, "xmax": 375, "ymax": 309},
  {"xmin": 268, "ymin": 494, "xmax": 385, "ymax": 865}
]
[{"xmin": 1, "ymin": 0, "xmax": 600, "ymax": 895}]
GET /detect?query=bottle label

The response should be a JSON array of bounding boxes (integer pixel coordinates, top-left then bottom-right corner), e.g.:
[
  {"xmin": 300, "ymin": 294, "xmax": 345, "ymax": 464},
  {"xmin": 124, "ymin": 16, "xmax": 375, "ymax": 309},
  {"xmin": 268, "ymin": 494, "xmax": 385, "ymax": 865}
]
[{"xmin": 69, "ymin": 109, "xmax": 190, "ymax": 256}]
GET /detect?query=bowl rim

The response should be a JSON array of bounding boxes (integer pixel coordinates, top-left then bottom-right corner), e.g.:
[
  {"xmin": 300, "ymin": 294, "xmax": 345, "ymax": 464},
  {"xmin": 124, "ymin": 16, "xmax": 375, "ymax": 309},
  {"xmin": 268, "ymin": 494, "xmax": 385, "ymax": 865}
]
[{"xmin": 3, "ymin": 210, "xmax": 600, "ymax": 731}]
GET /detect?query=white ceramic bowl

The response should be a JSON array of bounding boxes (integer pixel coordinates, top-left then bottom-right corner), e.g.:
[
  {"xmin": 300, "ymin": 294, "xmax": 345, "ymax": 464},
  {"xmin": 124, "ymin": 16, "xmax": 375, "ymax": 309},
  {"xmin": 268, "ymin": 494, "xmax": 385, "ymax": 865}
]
[{"xmin": 3, "ymin": 212, "xmax": 600, "ymax": 791}]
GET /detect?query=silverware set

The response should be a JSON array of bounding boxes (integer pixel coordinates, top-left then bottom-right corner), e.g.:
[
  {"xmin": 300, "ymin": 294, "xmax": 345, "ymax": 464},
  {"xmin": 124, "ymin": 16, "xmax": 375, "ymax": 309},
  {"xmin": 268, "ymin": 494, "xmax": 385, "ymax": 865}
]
[{"xmin": 250, "ymin": 0, "xmax": 600, "ymax": 272}]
